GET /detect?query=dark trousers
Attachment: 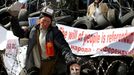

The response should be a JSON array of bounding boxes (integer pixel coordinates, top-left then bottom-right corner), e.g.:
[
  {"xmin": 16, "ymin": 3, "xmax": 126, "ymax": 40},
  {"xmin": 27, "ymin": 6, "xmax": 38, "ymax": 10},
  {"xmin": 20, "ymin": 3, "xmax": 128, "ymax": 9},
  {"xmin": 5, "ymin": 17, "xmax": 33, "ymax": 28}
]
[{"xmin": 39, "ymin": 60, "xmax": 56, "ymax": 75}]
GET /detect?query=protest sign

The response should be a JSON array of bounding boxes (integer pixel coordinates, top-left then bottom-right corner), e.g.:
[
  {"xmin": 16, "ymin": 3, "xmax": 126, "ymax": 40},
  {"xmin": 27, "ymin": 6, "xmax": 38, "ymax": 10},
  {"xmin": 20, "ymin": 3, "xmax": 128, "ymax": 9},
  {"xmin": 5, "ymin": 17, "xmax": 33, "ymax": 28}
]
[
  {"xmin": 57, "ymin": 24, "xmax": 134, "ymax": 56},
  {"xmin": 3, "ymin": 45, "xmax": 27, "ymax": 75},
  {"xmin": 0, "ymin": 26, "xmax": 7, "ymax": 50},
  {"xmin": 28, "ymin": 17, "xmax": 39, "ymax": 27},
  {"xmin": 0, "ymin": 26, "xmax": 26, "ymax": 75}
]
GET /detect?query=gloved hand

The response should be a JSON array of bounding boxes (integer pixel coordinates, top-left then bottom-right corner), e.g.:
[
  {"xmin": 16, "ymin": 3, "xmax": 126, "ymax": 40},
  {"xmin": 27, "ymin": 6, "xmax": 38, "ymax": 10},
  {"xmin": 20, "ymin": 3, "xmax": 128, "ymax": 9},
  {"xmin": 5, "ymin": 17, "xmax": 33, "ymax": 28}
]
[
  {"xmin": 65, "ymin": 53, "xmax": 85, "ymax": 65},
  {"xmin": 65, "ymin": 53, "xmax": 76, "ymax": 64}
]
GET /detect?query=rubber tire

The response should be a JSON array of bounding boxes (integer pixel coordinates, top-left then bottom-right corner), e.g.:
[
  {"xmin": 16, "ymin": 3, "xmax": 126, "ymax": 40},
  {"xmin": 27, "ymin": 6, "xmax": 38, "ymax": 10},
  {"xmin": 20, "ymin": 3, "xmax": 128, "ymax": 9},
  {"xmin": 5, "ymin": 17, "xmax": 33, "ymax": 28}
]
[
  {"xmin": 55, "ymin": 15, "xmax": 74, "ymax": 26},
  {"xmin": 29, "ymin": 11, "xmax": 40, "ymax": 17},
  {"xmin": 3, "ymin": 21, "xmax": 28, "ymax": 30},
  {"xmin": 107, "ymin": 9, "xmax": 119, "ymax": 27},
  {"xmin": 3, "ymin": 22, "xmax": 11, "ymax": 30},
  {"xmin": 72, "ymin": 16, "xmax": 92, "ymax": 29},
  {"xmin": 120, "ymin": 11, "xmax": 134, "ymax": 27},
  {"xmin": 0, "ymin": 7, "xmax": 11, "ymax": 25},
  {"xmin": 18, "ymin": 9, "xmax": 29, "ymax": 21}
]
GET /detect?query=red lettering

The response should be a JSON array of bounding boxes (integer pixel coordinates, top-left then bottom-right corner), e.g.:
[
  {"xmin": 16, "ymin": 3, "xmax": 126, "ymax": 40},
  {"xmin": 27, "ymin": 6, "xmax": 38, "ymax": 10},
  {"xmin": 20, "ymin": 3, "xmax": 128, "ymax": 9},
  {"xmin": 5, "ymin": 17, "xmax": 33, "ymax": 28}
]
[
  {"xmin": 59, "ymin": 27, "xmax": 68, "ymax": 38},
  {"xmin": 100, "ymin": 47, "xmax": 127, "ymax": 55},
  {"xmin": 71, "ymin": 45, "xmax": 91, "ymax": 52},
  {"xmin": 83, "ymin": 32, "xmax": 100, "ymax": 45},
  {"xmin": 106, "ymin": 31, "xmax": 134, "ymax": 44},
  {"xmin": 68, "ymin": 30, "xmax": 78, "ymax": 40},
  {"xmin": 78, "ymin": 31, "xmax": 84, "ymax": 41}
]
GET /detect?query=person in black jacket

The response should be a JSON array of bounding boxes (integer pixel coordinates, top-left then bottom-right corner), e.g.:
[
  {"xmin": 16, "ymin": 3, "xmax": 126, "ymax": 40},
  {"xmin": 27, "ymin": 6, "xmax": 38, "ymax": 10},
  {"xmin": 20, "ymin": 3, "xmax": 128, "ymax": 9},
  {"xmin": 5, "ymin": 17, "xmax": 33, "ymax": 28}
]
[{"xmin": 10, "ymin": 6, "xmax": 77, "ymax": 75}]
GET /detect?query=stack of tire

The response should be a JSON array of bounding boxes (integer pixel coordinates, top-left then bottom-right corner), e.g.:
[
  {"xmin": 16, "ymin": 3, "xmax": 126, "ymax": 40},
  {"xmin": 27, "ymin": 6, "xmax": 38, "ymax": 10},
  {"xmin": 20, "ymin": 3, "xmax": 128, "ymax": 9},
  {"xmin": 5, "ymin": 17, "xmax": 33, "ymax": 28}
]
[
  {"xmin": 0, "ymin": 7, "xmax": 29, "ymax": 29},
  {"xmin": 72, "ymin": 9, "xmax": 134, "ymax": 30}
]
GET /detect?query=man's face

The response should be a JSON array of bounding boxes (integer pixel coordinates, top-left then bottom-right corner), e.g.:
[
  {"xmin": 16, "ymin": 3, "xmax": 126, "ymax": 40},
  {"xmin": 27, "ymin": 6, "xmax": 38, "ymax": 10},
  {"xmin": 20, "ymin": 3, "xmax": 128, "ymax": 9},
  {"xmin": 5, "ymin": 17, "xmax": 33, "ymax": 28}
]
[
  {"xmin": 70, "ymin": 63, "xmax": 81, "ymax": 75},
  {"xmin": 39, "ymin": 16, "xmax": 51, "ymax": 29}
]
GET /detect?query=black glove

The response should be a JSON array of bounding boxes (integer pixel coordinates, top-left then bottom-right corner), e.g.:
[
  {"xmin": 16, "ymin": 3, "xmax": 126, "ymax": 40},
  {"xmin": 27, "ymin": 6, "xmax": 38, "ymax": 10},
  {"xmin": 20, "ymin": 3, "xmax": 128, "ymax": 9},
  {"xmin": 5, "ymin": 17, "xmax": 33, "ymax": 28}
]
[
  {"xmin": 65, "ymin": 53, "xmax": 76, "ymax": 64},
  {"xmin": 76, "ymin": 56, "xmax": 86, "ymax": 66}
]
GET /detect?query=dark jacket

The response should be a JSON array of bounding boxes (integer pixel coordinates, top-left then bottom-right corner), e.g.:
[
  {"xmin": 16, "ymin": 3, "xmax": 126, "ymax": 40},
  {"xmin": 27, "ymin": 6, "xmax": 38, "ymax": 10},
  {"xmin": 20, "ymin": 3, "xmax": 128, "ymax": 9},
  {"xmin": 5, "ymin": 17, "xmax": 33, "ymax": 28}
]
[{"xmin": 11, "ymin": 17, "xmax": 75, "ymax": 74}]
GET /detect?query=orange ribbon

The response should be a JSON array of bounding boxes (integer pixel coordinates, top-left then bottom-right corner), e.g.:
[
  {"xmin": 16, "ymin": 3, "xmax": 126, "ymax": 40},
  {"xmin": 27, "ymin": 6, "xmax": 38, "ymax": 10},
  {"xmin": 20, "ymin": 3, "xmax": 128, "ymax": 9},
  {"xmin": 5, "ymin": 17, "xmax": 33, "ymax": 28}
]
[{"xmin": 46, "ymin": 41, "xmax": 55, "ymax": 57}]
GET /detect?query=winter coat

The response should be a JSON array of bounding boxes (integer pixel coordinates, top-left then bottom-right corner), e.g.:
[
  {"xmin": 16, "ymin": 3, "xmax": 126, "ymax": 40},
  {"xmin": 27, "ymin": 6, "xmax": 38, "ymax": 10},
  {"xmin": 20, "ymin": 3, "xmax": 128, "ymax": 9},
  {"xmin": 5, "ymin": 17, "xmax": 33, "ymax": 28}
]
[{"xmin": 11, "ymin": 17, "xmax": 75, "ymax": 74}]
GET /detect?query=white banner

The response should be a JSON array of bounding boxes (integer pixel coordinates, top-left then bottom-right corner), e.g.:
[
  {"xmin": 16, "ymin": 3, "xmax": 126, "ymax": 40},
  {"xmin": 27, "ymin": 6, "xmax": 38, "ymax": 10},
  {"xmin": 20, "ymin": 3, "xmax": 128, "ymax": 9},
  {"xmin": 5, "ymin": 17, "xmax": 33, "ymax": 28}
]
[
  {"xmin": 57, "ymin": 24, "xmax": 134, "ymax": 56},
  {"xmin": 0, "ymin": 26, "xmax": 26, "ymax": 75},
  {"xmin": 0, "ymin": 26, "xmax": 8, "ymax": 50}
]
